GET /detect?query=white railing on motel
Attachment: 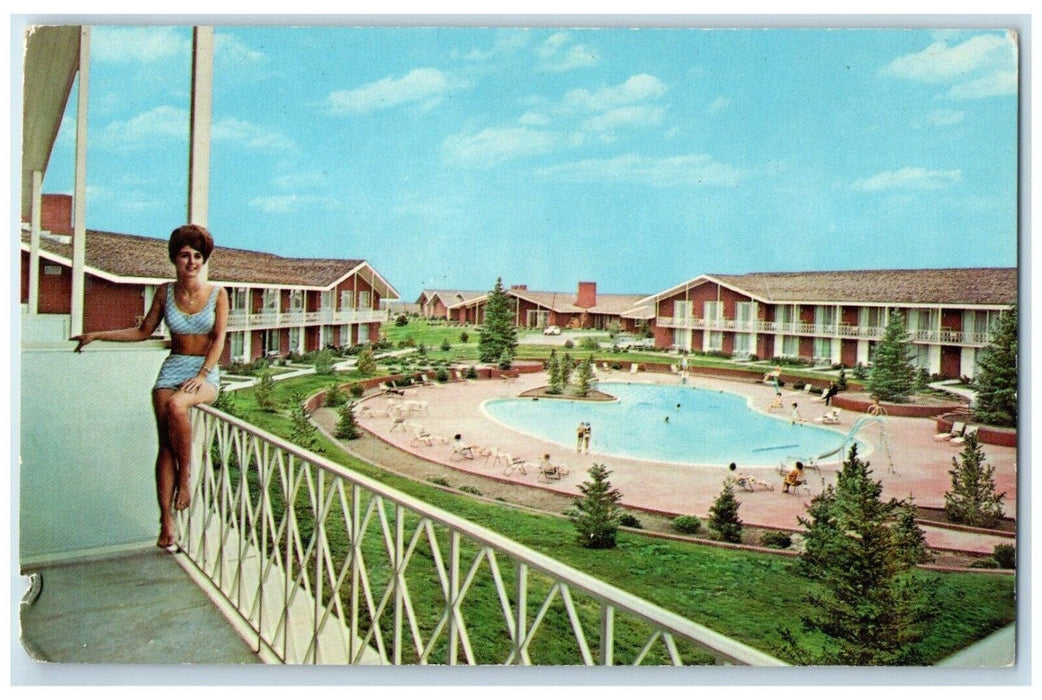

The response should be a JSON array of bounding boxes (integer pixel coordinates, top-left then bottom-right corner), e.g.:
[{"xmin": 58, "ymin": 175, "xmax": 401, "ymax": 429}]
[
  {"xmin": 180, "ymin": 405, "xmax": 785, "ymax": 667},
  {"xmin": 228, "ymin": 308, "xmax": 389, "ymax": 332},
  {"xmin": 655, "ymin": 316, "xmax": 992, "ymax": 346}
]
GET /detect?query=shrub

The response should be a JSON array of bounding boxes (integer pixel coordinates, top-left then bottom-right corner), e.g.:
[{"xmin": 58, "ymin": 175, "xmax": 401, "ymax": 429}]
[
  {"xmin": 459, "ymin": 330, "xmax": 469, "ymax": 343},
  {"xmin": 993, "ymin": 544, "xmax": 1016, "ymax": 569},
  {"xmin": 254, "ymin": 371, "xmax": 278, "ymax": 411},
  {"xmin": 465, "ymin": 366, "xmax": 479, "ymax": 380},
  {"xmin": 395, "ymin": 314, "xmax": 408, "ymax": 327},
  {"xmin": 760, "ymin": 530, "xmax": 793, "ymax": 549},
  {"xmin": 566, "ymin": 464, "xmax": 624, "ymax": 549},
  {"xmin": 440, "ymin": 339, "xmax": 452, "ymax": 352},
  {"xmin": 459, "ymin": 485, "xmax": 482, "ymax": 496},
  {"xmin": 564, "ymin": 339, "xmax": 574, "ymax": 349},
  {"xmin": 334, "ymin": 401, "xmax": 361, "ymax": 440},
  {"xmin": 348, "ymin": 383, "xmax": 364, "ymax": 398},
  {"xmin": 324, "ymin": 380, "xmax": 346, "ymax": 407},
  {"xmin": 672, "ymin": 515, "xmax": 702, "ymax": 535},
  {"xmin": 969, "ymin": 558, "xmax": 1000, "ymax": 569},
  {"xmin": 708, "ymin": 482, "xmax": 743, "ymax": 544},
  {"xmin": 579, "ymin": 336, "xmax": 600, "ymax": 351},
  {"xmin": 426, "ymin": 476, "xmax": 450, "ymax": 487},
  {"xmin": 435, "ymin": 367, "xmax": 450, "ymax": 383},
  {"xmin": 944, "ymin": 433, "xmax": 1005, "ymax": 528},
  {"xmin": 618, "ymin": 513, "xmax": 643, "ymax": 529},
  {"xmin": 313, "ymin": 349, "xmax": 336, "ymax": 376}
]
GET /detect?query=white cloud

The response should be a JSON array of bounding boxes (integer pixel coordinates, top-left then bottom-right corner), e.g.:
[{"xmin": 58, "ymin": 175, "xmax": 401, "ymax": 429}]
[
  {"xmin": 535, "ymin": 152, "xmax": 744, "ymax": 187},
  {"xmin": 536, "ymin": 31, "xmax": 598, "ymax": 72},
  {"xmin": 708, "ymin": 97, "xmax": 732, "ymax": 113},
  {"xmin": 443, "ymin": 126, "xmax": 558, "ymax": 168},
  {"xmin": 248, "ymin": 193, "xmax": 336, "ymax": 215},
  {"xmin": 582, "ymin": 105, "xmax": 665, "ymax": 132},
  {"xmin": 883, "ymin": 32, "xmax": 1017, "ymax": 100},
  {"xmin": 216, "ymin": 33, "xmax": 265, "ymax": 66},
  {"xmin": 213, "ymin": 117, "xmax": 295, "ymax": 150},
  {"xmin": 924, "ymin": 109, "xmax": 965, "ymax": 126},
  {"xmin": 852, "ymin": 167, "xmax": 962, "ymax": 192},
  {"xmin": 101, "ymin": 105, "xmax": 188, "ymax": 146},
  {"xmin": 326, "ymin": 68, "xmax": 450, "ymax": 115},
  {"xmin": 519, "ymin": 112, "xmax": 551, "ymax": 126},
  {"xmin": 90, "ymin": 26, "xmax": 189, "ymax": 63},
  {"xmin": 565, "ymin": 74, "xmax": 668, "ymax": 111}
]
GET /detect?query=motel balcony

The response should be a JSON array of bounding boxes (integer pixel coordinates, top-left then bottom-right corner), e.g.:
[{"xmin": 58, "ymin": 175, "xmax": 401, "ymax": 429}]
[
  {"xmin": 225, "ymin": 307, "xmax": 390, "ymax": 332},
  {"xmin": 18, "ymin": 308, "xmax": 784, "ymax": 669},
  {"xmin": 655, "ymin": 316, "xmax": 993, "ymax": 347}
]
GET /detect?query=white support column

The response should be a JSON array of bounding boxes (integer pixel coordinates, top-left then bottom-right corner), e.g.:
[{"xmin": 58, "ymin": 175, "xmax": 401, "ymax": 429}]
[
  {"xmin": 28, "ymin": 170, "xmax": 43, "ymax": 314},
  {"xmin": 188, "ymin": 26, "xmax": 214, "ymax": 227},
  {"xmin": 70, "ymin": 26, "xmax": 91, "ymax": 338}
]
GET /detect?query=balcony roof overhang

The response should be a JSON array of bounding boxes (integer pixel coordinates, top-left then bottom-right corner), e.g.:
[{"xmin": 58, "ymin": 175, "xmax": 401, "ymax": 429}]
[{"xmin": 21, "ymin": 25, "xmax": 82, "ymax": 221}]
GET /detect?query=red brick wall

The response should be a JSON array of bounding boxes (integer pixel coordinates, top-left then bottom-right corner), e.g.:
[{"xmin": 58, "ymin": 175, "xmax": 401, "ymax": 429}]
[
  {"xmin": 576, "ymin": 281, "xmax": 597, "ymax": 308},
  {"xmin": 83, "ymin": 276, "xmax": 146, "ymax": 333},
  {"xmin": 42, "ymin": 194, "xmax": 73, "ymax": 233},
  {"xmin": 22, "ymin": 251, "xmax": 72, "ymax": 313}
]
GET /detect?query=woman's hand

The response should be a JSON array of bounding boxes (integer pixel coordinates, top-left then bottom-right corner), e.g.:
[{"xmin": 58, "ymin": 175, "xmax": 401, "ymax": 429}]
[
  {"xmin": 179, "ymin": 374, "xmax": 207, "ymax": 394},
  {"xmin": 71, "ymin": 333, "xmax": 96, "ymax": 353}
]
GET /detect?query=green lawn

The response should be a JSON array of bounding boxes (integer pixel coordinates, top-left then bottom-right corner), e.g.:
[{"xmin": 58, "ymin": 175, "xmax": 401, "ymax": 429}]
[{"xmin": 214, "ymin": 372, "xmax": 1016, "ymax": 665}]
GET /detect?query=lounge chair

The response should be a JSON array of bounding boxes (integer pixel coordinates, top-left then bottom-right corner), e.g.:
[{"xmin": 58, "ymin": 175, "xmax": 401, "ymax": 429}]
[
  {"xmin": 411, "ymin": 428, "xmax": 434, "ymax": 447},
  {"xmin": 601, "ymin": 362, "xmax": 613, "ymax": 373},
  {"xmin": 951, "ymin": 425, "xmax": 979, "ymax": 445},
  {"xmin": 484, "ymin": 448, "xmax": 509, "ymax": 468},
  {"xmin": 501, "ymin": 454, "xmax": 530, "ymax": 476},
  {"xmin": 380, "ymin": 382, "xmax": 405, "ymax": 396},
  {"xmin": 730, "ymin": 473, "xmax": 774, "ymax": 492},
  {"xmin": 934, "ymin": 421, "xmax": 966, "ymax": 441},
  {"xmin": 815, "ymin": 409, "xmax": 840, "ymax": 425},
  {"xmin": 630, "ymin": 363, "xmax": 639, "ymax": 374}
]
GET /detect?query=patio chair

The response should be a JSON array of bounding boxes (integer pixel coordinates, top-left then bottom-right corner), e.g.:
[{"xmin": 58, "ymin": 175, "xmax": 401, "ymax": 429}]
[
  {"xmin": 934, "ymin": 421, "xmax": 966, "ymax": 441},
  {"xmin": 630, "ymin": 363, "xmax": 639, "ymax": 374},
  {"xmin": 502, "ymin": 454, "xmax": 530, "ymax": 476},
  {"xmin": 951, "ymin": 424, "xmax": 979, "ymax": 445},
  {"xmin": 411, "ymin": 428, "xmax": 434, "ymax": 447},
  {"xmin": 814, "ymin": 409, "xmax": 840, "ymax": 425}
]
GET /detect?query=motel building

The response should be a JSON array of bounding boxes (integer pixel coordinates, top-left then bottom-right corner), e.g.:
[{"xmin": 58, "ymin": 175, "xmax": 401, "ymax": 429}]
[
  {"xmin": 439, "ymin": 281, "xmax": 653, "ymax": 333},
  {"xmin": 21, "ymin": 194, "xmax": 399, "ymax": 365},
  {"xmin": 415, "ymin": 288, "xmax": 487, "ymax": 320},
  {"xmin": 641, "ymin": 269, "xmax": 1017, "ymax": 379}
]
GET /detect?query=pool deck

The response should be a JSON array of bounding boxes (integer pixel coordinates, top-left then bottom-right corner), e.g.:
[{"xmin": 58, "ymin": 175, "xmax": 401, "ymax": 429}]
[{"xmin": 354, "ymin": 369, "xmax": 1017, "ymax": 555}]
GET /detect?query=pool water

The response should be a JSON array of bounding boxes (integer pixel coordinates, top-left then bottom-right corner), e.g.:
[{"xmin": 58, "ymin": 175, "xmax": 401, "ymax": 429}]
[{"xmin": 482, "ymin": 382, "xmax": 859, "ymax": 468}]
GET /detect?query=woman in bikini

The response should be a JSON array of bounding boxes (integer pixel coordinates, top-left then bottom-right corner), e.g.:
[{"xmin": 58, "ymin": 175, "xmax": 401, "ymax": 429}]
[{"xmin": 73, "ymin": 224, "xmax": 229, "ymax": 552}]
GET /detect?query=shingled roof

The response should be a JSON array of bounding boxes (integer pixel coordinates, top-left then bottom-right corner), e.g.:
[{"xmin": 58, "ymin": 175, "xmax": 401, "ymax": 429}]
[
  {"xmin": 646, "ymin": 268, "xmax": 1017, "ymax": 307},
  {"xmin": 23, "ymin": 229, "xmax": 398, "ymax": 295}
]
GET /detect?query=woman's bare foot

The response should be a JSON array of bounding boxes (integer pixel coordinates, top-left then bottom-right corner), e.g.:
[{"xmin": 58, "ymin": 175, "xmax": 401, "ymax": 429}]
[
  {"xmin": 173, "ymin": 474, "xmax": 192, "ymax": 511},
  {"xmin": 157, "ymin": 521, "xmax": 177, "ymax": 552}
]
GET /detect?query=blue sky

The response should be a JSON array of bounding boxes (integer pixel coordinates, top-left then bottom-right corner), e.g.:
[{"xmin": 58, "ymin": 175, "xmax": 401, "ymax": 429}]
[{"xmin": 40, "ymin": 24, "xmax": 1019, "ymax": 301}]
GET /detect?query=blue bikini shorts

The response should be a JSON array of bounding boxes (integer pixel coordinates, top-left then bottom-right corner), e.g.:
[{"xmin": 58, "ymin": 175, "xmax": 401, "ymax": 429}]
[{"xmin": 154, "ymin": 354, "xmax": 220, "ymax": 391}]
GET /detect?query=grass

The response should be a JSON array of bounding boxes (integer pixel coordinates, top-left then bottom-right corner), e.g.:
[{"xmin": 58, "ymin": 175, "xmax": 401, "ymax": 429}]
[{"xmin": 214, "ymin": 372, "xmax": 1016, "ymax": 665}]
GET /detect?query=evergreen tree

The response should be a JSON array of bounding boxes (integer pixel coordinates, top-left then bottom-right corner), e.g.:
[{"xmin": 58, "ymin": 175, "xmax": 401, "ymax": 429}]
[
  {"xmin": 335, "ymin": 401, "xmax": 362, "ymax": 440},
  {"xmin": 546, "ymin": 349, "xmax": 564, "ymax": 395},
  {"xmin": 254, "ymin": 370, "xmax": 277, "ymax": 411},
  {"xmin": 356, "ymin": 346, "xmax": 377, "ymax": 376},
  {"xmin": 288, "ymin": 392, "xmax": 319, "ymax": 451},
  {"xmin": 479, "ymin": 278, "xmax": 518, "ymax": 364},
  {"xmin": 325, "ymin": 379, "xmax": 346, "ymax": 407},
  {"xmin": 944, "ymin": 432, "xmax": 1006, "ymax": 528},
  {"xmin": 567, "ymin": 463, "xmax": 624, "ymax": 549},
  {"xmin": 575, "ymin": 355, "xmax": 596, "ymax": 397},
  {"xmin": 708, "ymin": 481, "xmax": 743, "ymax": 543},
  {"xmin": 788, "ymin": 445, "xmax": 935, "ymax": 665},
  {"xmin": 973, "ymin": 303, "xmax": 1018, "ymax": 427},
  {"xmin": 561, "ymin": 352, "xmax": 574, "ymax": 387},
  {"xmin": 866, "ymin": 312, "xmax": 916, "ymax": 403}
]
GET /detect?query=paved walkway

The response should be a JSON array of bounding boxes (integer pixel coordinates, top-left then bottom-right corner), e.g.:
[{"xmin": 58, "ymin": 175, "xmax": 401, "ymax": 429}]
[{"xmin": 351, "ymin": 369, "xmax": 1017, "ymax": 555}]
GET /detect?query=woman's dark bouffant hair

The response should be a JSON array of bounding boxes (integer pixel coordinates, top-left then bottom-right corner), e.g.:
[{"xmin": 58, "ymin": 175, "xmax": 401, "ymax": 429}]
[{"xmin": 168, "ymin": 224, "xmax": 215, "ymax": 263}]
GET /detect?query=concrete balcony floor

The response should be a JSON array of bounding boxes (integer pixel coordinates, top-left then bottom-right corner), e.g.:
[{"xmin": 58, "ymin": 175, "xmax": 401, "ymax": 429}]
[{"xmin": 17, "ymin": 547, "xmax": 261, "ymax": 667}]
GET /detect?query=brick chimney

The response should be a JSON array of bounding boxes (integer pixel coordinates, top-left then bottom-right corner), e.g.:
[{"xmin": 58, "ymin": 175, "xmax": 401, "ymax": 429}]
[
  {"xmin": 40, "ymin": 194, "xmax": 74, "ymax": 234},
  {"xmin": 576, "ymin": 281, "xmax": 597, "ymax": 309},
  {"xmin": 510, "ymin": 284, "xmax": 527, "ymax": 291}
]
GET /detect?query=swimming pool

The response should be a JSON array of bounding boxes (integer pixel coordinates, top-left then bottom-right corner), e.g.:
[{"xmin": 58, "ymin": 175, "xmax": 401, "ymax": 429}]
[{"xmin": 482, "ymin": 382, "xmax": 862, "ymax": 468}]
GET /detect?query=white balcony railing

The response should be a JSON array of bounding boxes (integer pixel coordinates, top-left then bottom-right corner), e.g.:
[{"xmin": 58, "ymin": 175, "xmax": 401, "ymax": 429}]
[
  {"xmin": 179, "ymin": 405, "xmax": 786, "ymax": 666},
  {"xmin": 656, "ymin": 316, "xmax": 992, "ymax": 347},
  {"xmin": 228, "ymin": 308, "xmax": 389, "ymax": 332}
]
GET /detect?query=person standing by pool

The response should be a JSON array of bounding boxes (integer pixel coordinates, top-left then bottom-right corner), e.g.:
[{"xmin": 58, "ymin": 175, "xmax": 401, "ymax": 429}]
[
  {"xmin": 72, "ymin": 224, "xmax": 228, "ymax": 553},
  {"xmin": 576, "ymin": 422, "xmax": 585, "ymax": 453},
  {"xmin": 583, "ymin": 422, "xmax": 592, "ymax": 453}
]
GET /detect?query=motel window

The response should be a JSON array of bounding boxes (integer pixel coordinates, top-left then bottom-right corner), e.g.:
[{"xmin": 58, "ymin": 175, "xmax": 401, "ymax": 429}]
[
  {"xmin": 229, "ymin": 331, "xmax": 245, "ymax": 360},
  {"xmin": 230, "ymin": 287, "xmax": 249, "ymax": 314},
  {"xmin": 674, "ymin": 300, "xmax": 691, "ymax": 320},
  {"xmin": 735, "ymin": 302, "xmax": 756, "ymax": 329},
  {"xmin": 262, "ymin": 289, "xmax": 279, "ymax": 312},
  {"xmin": 860, "ymin": 306, "xmax": 884, "ymax": 330},
  {"xmin": 703, "ymin": 301, "xmax": 722, "ymax": 321},
  {"xmin": 340, "ymin": 325, "xmax": 352, "ymax": 346},
  {"xmin": 358, "ymin": 324, "xmax": 371, "ymax": 343},
  {"xmin": 289, "ymin": 290, "xmax": 305, "ymax": 312},
  {"xmin": 814, "ymin": 305, "xmax": 836, "ymax": 329},
  {"xmin": 527, "ymin": 309, "xmax": 550, "ymax": 328},
  {"xmin": 264, "ymin": 329, "xmax": 280, "ymax": 355},
  {"xmin": 813, "ymin": 337, "xmax": 832, "ymax": 362},
  {"xmin": 733, "ymin": 333, "xmax": 753, "ymax": 356},
  {"xmin": 706, "ymin": 331, "xmax": 723, "ymax": 352},
  {"xmin": 320, "ymin": 290, "xmax": 334, "ymax": 310},
  {"xmin": 358, "ymin": 291, "xmax": 371, "ymax": 309},
  {"xmin": 781, "ymin": 335, "xmax": 799, "ymax": 357},
  {"xmin": 321, "ymin": 326, "xmax": 333, "ymax": 347},
  {"xmin": 912, "ymin": 344, "xmax": 930, "ymax": 370},
  {"xmin": 289, "ymin": 327, "xmax": 301, "ymax": 353},
  {"xmin": 340, "ymin": 291, "xmax": 354, "ymax": 310}
]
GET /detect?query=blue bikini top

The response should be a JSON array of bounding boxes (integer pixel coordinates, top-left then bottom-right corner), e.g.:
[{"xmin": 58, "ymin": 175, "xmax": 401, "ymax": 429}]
[{"xmin": 164, "ymin": 284, "xmax": 218, "ymax": 335}]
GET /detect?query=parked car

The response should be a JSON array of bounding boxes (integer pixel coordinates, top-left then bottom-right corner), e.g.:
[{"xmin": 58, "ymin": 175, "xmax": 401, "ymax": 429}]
[
  {"xmin": 615, "ymin": 335, "xmax": 653, "ymax": 350},
  {"xmin": 543, "ymin": 325, "xmax": 561, "ymax": 336}
]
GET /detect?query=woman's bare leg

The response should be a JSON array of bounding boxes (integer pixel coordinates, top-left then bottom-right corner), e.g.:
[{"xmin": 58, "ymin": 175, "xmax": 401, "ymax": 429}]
[
  {"xmin": 165, "ymin": 382, "xmax": 218, "ymax": 511},
  {"xmin": 152, "ymin": 389, "xmax": 178, "ymax": 547}
]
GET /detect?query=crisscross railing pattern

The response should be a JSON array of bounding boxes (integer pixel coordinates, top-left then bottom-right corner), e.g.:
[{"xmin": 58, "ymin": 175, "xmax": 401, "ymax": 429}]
[{"xmin": 179, "ymin": 404, "xmax": 786, "ymax": 666}]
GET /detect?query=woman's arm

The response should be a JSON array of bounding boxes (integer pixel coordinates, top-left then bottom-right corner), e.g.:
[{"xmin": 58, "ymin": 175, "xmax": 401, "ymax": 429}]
[{"xmin": 72, "ymin": 284, "xmax": 167, "ymax": 352}]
